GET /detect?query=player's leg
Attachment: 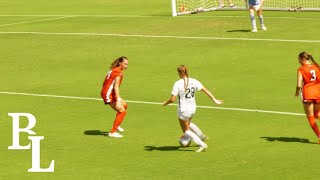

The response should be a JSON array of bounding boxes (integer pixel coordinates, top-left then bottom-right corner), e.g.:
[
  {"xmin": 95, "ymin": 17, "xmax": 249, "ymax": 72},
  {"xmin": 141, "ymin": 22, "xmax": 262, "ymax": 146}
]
[
  {"xmin": 249, "ymin": 5, "xmax": 257, "ymax": 32},
  {"xmin": 303, "ymin": 102, "xmax": 320, "ymax": 140},
  {"xmin": 219, "ymin": 0, "xmax": 224, "ymax": 8},
  {"xmin": 313, "ymin": 102, "xmax": 320, "ymax": 143},
  {"xmin": 116, "ymin": 101, "xmax": 128, "ymax": 132},
  {"xmin": 228, "ymin": 0, "xmax": 234, "ymax": 7},
  {"xmin": 189, "ymin": 121, "xmax": 207, "ymax": 140},
  {"xmin": 314, "ymin": 102, "xmax": 320, "ymax": 119},
  {"xmin": 108, "ymin": 100, "xmax": 127, "ymax": 138},
  {"xmin": 257, "ymin": 8, "xmax": 267, "ymax": 30},
  {"xmin": 179, "ymin": 118, "xmax": 207, "ymax": 152}
]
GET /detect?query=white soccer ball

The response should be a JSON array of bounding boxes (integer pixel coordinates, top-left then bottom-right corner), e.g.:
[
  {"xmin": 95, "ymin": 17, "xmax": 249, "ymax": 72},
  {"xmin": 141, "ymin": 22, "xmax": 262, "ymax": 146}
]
[
  {"xmin": 195, "ymin": 7, "xmax": 204, "ymax": 13},
  {"xmin": 179, "ymin": 135, "xmax": 191, "ymax": 147}
]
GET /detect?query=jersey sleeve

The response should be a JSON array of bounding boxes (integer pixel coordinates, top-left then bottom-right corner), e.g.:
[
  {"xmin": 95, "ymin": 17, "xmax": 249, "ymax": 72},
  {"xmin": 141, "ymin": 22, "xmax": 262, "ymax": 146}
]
[
  {"xmin": 195, "ymin": 80, "xmax": 204, "ymax": 91},
  {"xmin": 171, "ymin": 82, "xmax": 179, "ymax": 96}
]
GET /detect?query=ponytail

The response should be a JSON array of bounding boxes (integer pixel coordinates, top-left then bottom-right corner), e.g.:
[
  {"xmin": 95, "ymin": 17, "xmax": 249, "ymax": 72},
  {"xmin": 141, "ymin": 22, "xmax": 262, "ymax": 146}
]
[
  {"xmin": 309, "ymin": 54, "xmax": 320, "ymax": 69},
  {"xmin": 110, "ymin": 56, "xmax": 128, "ymax": 69},
  {"xmin": 298, "ymin": 52, "xmax": 320, "ymax": 69},
  {"xmin": 177, "ymin": 65, "xmax": 189, "ymax": 91}
]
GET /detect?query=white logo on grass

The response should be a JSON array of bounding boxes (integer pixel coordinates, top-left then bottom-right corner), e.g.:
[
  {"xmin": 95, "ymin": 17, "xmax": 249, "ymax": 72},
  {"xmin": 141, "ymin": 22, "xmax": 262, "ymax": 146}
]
[{"xmin": 8, "ymin": 113, "xmax": 55, "ymax": 172}]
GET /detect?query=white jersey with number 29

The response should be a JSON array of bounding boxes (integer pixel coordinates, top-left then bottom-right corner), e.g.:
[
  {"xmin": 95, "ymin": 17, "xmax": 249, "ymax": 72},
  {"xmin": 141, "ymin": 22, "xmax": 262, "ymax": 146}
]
[{"xmin": 171, "ymin": 78, "xmax": 204, "ymax": 117}]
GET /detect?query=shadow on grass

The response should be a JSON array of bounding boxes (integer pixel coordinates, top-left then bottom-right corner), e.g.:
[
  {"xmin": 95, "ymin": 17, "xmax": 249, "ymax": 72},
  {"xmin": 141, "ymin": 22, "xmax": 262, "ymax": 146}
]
[
  {"xmin": 261, "ymin": 137, "xmax": 317, "ymax": 144},
  {"xmin": 144, "ymin": 146, "xmax": 194, "ymax": 152},
  {"xmin": 84, "ymin": 130, "xmax": 108, "ymax": 136},
  {"xmin": 227, "ymin": 29, "xmax": 251, "ymax": 33}
]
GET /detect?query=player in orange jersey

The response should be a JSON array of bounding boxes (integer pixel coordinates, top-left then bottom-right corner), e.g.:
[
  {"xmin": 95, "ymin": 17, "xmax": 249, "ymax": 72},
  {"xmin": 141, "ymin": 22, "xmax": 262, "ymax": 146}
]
[
  {"xmin": 295, "ymin": 52, "xmax": 320, "ymax": 143},
  {"xmin": 101, "ymin": 56, "xmax": 128, "ymax": 138}
]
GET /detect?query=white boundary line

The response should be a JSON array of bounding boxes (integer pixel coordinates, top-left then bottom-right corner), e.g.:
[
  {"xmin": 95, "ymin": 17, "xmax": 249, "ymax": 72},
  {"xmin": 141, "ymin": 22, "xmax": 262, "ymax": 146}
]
[
  {"xmin": 0, "ymin": 91, "xmax": 304, "ymax": 116},
  {"xmin": 0, "ymin": 14, "xmax": 315, "ymax": 19},
  {"xmin": 0, "ymin": 31, "xmax": 319, "ymax": 43},
  {"xmin": 0, "ymin": 16, "xmax": 74, "ymax": 27}
]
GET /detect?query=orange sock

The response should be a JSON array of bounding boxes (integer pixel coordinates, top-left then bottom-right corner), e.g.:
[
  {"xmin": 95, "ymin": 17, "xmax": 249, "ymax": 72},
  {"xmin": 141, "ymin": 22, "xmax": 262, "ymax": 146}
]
[
  {"xmin": 307, "ymin": 115, "xmax": 320, "ymax": 137},
  {"xmin": 110, "ymin": 111, "xmax": 127, "ymax": 133}
]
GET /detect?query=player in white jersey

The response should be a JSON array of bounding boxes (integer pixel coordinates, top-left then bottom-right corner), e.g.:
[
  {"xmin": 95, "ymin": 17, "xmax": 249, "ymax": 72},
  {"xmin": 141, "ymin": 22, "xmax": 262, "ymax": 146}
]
[
  {"xmin": 246, "ymin": 0, "xmax": 267, "ymax": 32},
  {"xmin": 163, "ymin": 65, "xmax": 224, "ymax": 152}
]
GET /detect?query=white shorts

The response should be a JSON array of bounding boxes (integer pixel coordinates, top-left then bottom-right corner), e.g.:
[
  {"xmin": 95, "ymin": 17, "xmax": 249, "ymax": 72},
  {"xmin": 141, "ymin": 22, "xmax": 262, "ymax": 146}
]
[{"xmin": 178, "ymin": 111, "xmax": 195, "ymax": 121}]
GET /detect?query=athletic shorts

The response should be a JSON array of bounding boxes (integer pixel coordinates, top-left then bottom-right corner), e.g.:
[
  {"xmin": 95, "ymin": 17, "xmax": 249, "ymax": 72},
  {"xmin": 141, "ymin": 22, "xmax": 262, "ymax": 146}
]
[
  {"xmin": 303, "ymin": 99, "xmax": 320, "ymax": 103},
  {"xmin": 178, "ymin": 111, "xmax": 195, "ymax": 121},
  {"xmin": 101, "ymin": 93, "xmax": 117, "ymax": 104}
]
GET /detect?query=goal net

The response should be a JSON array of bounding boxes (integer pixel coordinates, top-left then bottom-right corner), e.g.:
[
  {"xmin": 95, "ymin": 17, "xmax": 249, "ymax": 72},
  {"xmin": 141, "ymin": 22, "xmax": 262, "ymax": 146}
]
[{"xmin": 172, "ymin": 0, "xmax": 320, "ymax": 16}]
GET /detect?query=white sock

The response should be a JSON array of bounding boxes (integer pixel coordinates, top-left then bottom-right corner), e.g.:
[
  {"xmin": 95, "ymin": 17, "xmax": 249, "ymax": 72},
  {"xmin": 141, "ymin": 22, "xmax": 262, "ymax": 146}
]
[
  {"xmin": 258, "ymin": 15, "xmax": 264, "ymax": 26},
  {"xmin": 185, "ymin": 130, "xmax": 206, "ymax": 147},
  {"xmin": 250, "ymin": 13, "xmax": 256, "ymax": 29},
  {"xmin": 189, "ymin": 122, "xmax": 205, "ymax": 139}
]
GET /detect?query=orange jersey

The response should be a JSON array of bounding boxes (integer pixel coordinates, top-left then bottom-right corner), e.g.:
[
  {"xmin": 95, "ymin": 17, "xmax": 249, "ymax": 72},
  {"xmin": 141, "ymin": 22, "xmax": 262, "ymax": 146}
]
[
  {"xmin": 101, "ymin": 67, "xmax": 123, "ymax": 104},
  {"xmin": 298, "ymin": 64, "xmax": 320, "ymax": 101}
]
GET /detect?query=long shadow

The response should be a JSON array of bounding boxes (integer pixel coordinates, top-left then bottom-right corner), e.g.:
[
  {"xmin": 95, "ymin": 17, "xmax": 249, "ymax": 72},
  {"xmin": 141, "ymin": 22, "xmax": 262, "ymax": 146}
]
[
  {"xmin": 261, "ymin": 137, "xmax": 317, "ymax": 144},
  {"xmin": 84, "ymin": 130, "xmax": 108, "ymax": 136},
  {"xmin": 227, "ymin": 29, "xmax": 251, "ymax": 33},
  {"xmin": 144, "ymin": 146, "xmax": 194, "ymax": 152}
]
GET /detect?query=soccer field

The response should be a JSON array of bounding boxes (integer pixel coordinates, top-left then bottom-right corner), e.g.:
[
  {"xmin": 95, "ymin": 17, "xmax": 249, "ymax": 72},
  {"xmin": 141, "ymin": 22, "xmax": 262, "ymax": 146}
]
[{"xmin": 1, "ymin": 0, "xmax": 320, "ymax": 179}]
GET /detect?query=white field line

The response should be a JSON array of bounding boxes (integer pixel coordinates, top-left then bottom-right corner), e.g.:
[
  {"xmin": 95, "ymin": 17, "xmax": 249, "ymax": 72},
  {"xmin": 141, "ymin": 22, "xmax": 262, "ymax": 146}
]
[
  {"xmin": 0, "ymin": 16, "xmax": 75, "ymax": 27},
  {"xmin": 0, "ymin": 31, "xmax": 319, "ymax": 43},
  {"xmin": 0, "ymin": 91, "xmax": 304, "ymax": 116},
  {"xmin": 0, "ymin": 14, "xmax": 314, "ymax": 19}
]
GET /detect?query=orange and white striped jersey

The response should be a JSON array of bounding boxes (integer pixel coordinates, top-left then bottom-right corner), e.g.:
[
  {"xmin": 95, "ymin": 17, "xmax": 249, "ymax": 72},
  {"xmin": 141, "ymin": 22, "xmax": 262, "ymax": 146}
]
[
  {"xmin": 101, "ymin": 67, "xmax": 123, "ymax": 104},
  {"xmin": 298, "ymin": 64, "xmax": 320, "ymax": 101}
]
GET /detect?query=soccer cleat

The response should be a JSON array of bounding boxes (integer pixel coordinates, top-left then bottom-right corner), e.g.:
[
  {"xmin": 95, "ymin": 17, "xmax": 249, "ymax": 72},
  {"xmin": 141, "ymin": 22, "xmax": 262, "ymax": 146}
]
[
  {"xmin": 108, "ymin": 132, "xmax": 123, "ymax": 138},
  {"xmin": 117, "ymin": 126, "xmax": 124, "ymax": 133},
  {"xmin": 251, "ymin": 28, "xmax": 258, "ymax": 33},
  {"xmin": 261, "ymin": 25, "xmax": 267, "ymax": 31},
  {"xmin": 196, "ymin": 143, "xmax": 208, "ymax": 152}
]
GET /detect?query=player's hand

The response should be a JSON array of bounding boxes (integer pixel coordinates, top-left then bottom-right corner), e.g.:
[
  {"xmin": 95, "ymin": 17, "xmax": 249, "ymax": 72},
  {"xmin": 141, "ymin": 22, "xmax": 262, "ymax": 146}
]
[
  {"xmin": 213, "ymin": 99, "xmax": 224, "ymax": 105},
  {"xmin": 163, "ymin": 101, "xmax": 168, "ymax": 106}
]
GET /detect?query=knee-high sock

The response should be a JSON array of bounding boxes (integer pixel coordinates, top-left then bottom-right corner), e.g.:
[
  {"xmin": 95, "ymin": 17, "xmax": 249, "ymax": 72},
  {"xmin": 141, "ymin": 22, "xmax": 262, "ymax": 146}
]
[
  {"xmin": 185, "ymin": 130, "xmax": 206, "ymax": 147},
  {"xmin": 189, "ymin": 122, "xmax": 205, "ymax": 139},
  {"xmin": 110, "ymin": 111, "xmax": 127, "ymax": 133},
  {"xmin": 307, "ymin": 115, "xmax": 320, "ymax": 137},
  {"xmin": 250, "ymin": 12, "xmax": 256, "ymax": 29},
  {"xmin": 258, "ymin": 15, "xmax": 264, "ymax": 25}
]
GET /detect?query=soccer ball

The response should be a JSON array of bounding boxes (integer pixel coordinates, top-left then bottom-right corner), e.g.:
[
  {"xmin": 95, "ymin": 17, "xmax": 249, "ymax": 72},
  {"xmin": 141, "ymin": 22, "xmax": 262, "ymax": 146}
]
[
  {"xmin": 179, "ymin": 135, "xmax": 191, "ymax": 147},
  {"xmin": 195, "ymin": 7, "xmax": 204, "ymax": 13}
]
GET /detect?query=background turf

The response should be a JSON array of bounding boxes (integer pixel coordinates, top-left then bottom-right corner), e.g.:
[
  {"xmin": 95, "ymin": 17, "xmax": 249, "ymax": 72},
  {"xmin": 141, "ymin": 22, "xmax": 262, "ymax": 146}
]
[{"xmin": 1, "ymin": 0, "xmax": 320, "ymax": 179}]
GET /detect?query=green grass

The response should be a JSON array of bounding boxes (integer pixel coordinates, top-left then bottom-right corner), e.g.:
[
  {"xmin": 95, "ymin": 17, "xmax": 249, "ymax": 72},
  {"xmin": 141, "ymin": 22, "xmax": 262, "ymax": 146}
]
[{"xmin": 1, "ymin": 0, "xmax": 320, "ymax": 179}]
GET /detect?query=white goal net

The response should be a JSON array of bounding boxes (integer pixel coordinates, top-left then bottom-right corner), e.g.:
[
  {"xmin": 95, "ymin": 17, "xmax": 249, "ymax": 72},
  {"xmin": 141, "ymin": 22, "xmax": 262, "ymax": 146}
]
[{"xmin": 172, "ymin": 0, "xmax": 320, "ymax": 16}]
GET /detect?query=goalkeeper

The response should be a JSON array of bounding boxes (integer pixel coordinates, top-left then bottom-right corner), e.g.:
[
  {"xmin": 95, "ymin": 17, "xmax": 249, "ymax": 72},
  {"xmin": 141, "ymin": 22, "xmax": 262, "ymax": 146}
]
[{"xmin": 246, "ymin": 0, "xmax": 267, "ymax": 32}]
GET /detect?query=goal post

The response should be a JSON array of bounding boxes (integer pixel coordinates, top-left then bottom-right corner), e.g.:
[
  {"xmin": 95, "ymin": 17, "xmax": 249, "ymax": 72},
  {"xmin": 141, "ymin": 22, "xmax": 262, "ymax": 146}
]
[{"xmin": 172, "ymin": 0, "xmax": 320, "ymax": 16}]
